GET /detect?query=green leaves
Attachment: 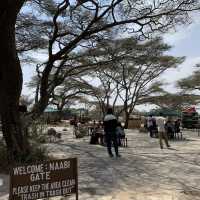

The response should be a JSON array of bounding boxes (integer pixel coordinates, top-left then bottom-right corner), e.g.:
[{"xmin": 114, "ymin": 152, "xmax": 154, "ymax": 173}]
[{"xmin": 177, "ymin": 69, "xmax": 200, "ymax": 91}]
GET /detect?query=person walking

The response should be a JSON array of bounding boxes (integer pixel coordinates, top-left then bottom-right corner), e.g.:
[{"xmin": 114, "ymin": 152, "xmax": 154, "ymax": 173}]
[
  {"xmin": 147, "ymin": 115, "xmax": 157, "ymax": 137},
  {"xmin": 103, "ymin": 108, "xmax": 120, "ymax": 157},
  {"xmin": 156, "ymin": 113, "xmax": 170, "ymax": 149}
]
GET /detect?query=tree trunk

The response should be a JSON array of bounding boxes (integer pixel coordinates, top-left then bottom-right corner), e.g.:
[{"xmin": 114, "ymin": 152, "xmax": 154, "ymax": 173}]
[
  {"xmin": 123, "ymin": 100, "xmax": 129, "ymax": 129},
  {"xmin": 0, "ymin": 1, "xmax": 29, "ymax": 163},
  {"xmin": 57, "ymin": 106, "xmax": 63, "ymax": 122},
  {"xmin": 124, "ymin": 111, "xmax": 130, "ymax": 129}
]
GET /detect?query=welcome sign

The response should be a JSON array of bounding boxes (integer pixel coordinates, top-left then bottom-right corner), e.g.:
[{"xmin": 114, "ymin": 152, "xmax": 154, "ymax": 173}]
[{"xmin": 9, "ymin": 158, "xmax": 78, "ymax": 200}]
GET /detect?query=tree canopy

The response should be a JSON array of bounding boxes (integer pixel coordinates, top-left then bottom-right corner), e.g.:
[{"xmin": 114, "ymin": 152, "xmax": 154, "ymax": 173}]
[{"xmin": 177, "ymin": 67, "xmax": 200, "ymax": 92}]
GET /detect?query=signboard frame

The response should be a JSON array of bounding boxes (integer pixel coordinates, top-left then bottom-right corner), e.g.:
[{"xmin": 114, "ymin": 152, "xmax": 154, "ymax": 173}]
[{"xmin": 9, "ymin": 158, "xmax": 78, "ymax": 200}]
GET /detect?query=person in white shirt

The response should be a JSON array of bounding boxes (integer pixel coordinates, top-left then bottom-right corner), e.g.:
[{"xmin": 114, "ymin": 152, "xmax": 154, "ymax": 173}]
[{"xmin": 156, "ymin": 113, "xmax": 170, "ymax": 149}]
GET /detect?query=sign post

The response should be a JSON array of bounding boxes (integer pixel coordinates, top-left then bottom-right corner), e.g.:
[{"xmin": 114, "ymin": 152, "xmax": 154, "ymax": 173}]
[{"xmin": 9, "ymin": 158, "xmax": 78, "ymax": 200}]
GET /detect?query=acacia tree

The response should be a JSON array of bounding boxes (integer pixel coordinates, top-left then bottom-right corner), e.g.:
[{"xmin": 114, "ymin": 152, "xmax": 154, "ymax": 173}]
[
  {"xmin": 49, "ymin": 77, "xmax": 94, "ymax": 112},
  {"xmin": 90, "ymin": 71, "xmax": 122, "ymax": 116},
  {"xmin": 16, "ymin": 14, "xmax": 49, "ymax": 53},
  {"xmin": 85, "ymin": 37, "xmax": 184, "ymax": 127},
  {"xmin": 177, "ymin": 67, "xmax": 200, "ymax": 93},
  {"xmin": 139, "ymin": 92, "xmax": 200, "ymax": 111},
  {"xmin": 1, "ymin": 0, "xmax": 200, "ymax": 162}
]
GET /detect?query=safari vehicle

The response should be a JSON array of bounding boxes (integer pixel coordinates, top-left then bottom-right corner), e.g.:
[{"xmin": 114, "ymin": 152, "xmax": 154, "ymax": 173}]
[{"xmin": 181, "ymin": 107, "xmax": 199, "ymax": 129}]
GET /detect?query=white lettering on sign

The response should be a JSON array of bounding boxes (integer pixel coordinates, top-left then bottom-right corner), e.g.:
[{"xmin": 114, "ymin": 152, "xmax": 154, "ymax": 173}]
[
  {"xmin": 62, "ymin": 179, "xmax": 75, "ymax": 187},
  {"xmin": 50, "ymin": 181, "xmax": 61, "ymax": 189},
  {"xmin": 41, "ymin": 183, "xmax": 49, "ymax": 190},
  {"xmin": 29, "ymin": 185, "xmax": 40, "ymax": 192},
  {"xmin": 12, "ymin": 185, "xmax": 41, "ymax": 195},
  {"xmin": 13, "ymin": 164, "xmax": 44, "ymax": 175},
  {"xmin": 39, "ymin": 191, "xmax": 45, "ymax": 198},
  {"xmin": 13, "ymin": 186, "xmax": 29, "ymax": 195},
  {"xmin": 11, "ymin": 158, "xmax": 77, "ymax": 200},
  {"xmin": 49, "ymin": 161, "xmax": 70, "ymax": 171},
  {"xmin": 62, "ymin": 186, "xmax": 74, "ymax": 195},
  {"xmin": 45, "ymin": 189, "xmax": 62, "ymax": 197},
  {"xmin": 21, "ymin": 192, "xmax": 39, "ymax": 200},
  {"xmin": 30, "ymin": 172, "xmax": 50, "ymax": 182}
]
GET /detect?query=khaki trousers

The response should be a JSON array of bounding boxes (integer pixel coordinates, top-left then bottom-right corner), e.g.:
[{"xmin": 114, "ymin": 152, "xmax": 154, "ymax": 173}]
[{"xmin": 159, "ymin": 131, "xmax": 169, "ymax": 148}]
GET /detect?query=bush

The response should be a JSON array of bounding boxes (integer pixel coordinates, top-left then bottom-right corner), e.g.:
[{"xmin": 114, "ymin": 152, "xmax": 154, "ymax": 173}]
[
  {"xmin": 0, "ymin": 138, "xmax": 49, "ymax": 174},
  {"xmin": 29, "ymin": 118, "xmax": 48, "ymax": 143},
  {"xmin": 23, "ymin": 144, "xmax": 48, "ymax": 163}
]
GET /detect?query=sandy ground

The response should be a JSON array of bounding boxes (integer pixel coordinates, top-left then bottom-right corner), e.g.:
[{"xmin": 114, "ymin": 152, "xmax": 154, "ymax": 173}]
[{"xmin": 1, "ymin": 126, "xmax": 200, "ymax": 200}]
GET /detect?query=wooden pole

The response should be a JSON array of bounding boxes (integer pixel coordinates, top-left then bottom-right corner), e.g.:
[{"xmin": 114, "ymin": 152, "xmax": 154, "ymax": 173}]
[{"xmin": 75, "ymin": 158, "xmax": 78, "ymax": 200}]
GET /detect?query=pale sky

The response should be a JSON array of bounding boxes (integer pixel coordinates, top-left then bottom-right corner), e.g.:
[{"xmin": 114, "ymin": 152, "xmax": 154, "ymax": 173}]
[
  {"xmin": 160, "ymin": 20, "xmax": 200, "ymax": 92},
  {"xmin": 21, "ymin": 19, "xmax": 200, "ymax": 111},
  {"xmin": 136, "ymin": 20, "xmax": 200, "ymax": 112}
]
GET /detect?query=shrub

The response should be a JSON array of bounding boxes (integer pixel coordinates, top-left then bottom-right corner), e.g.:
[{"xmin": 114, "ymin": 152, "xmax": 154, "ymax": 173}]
[
  {"xmin": 28, "ymin": 118, "xmax": 48, "ymax": 143},
  {"xmin": 23, "ymin": 144, "xmax": 48, "ymax": 163},
  {"xmin": 0, "ymin": 138, "xmax": 49, "ymax": 174}
]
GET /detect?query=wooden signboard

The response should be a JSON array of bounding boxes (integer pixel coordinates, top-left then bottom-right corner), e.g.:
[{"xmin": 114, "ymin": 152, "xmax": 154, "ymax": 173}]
[{"xmin": 9, "ymin": 158, "xmax": 78, "ymax": 200}]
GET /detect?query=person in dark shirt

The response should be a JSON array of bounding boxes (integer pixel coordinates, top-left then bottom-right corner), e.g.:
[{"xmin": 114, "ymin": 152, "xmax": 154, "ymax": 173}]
[
  {"xmin": 103, "ymin": 108, "xmax": 120, "ymax": 157},
  {"xmin": 165, "ymin": 119, "xmax": 175, "ymax": 139},
  {"xmin": 116, "ymin": 122, "xmax": 125, "ymax": 146},
  {"xmin": 174, "ymin": 119, "xmax": 181, "ymax": 133}
]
